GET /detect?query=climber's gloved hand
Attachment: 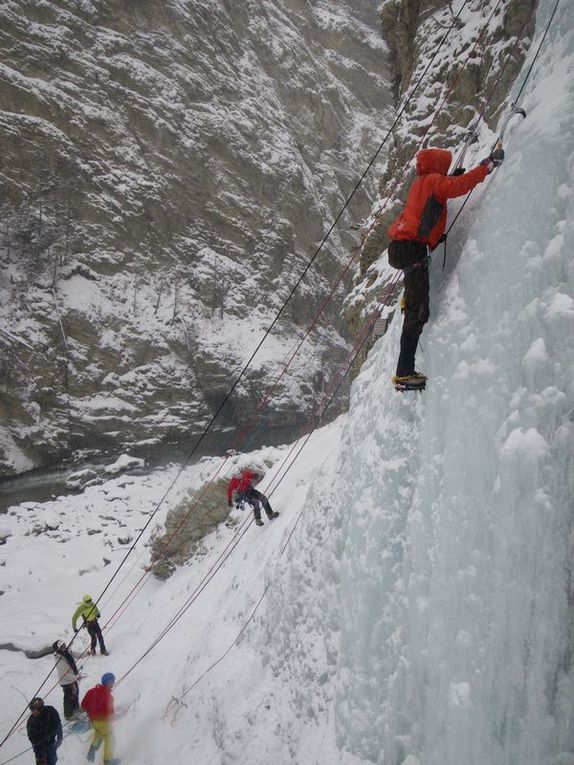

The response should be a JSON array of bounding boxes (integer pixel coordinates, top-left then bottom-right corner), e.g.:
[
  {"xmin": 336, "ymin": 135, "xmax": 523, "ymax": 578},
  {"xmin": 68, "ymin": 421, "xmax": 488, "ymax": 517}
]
[
  {"xmin": 481, "ymin": 148, "xmax": 505, "ymax": 173},
  {"xmin": 450, "ymin": 167, "xmax": 465, "ymax": 176},
  {"xmin": 490, "ymin": 148, "xmax": 505, "ymax": 167}
]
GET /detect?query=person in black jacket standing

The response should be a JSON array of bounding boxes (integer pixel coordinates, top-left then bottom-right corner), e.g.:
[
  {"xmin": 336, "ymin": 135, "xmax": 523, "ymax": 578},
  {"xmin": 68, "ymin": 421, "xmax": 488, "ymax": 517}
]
[{"xmin": 26, "ymin": 698, "xmax": 62, "ymax": 765}]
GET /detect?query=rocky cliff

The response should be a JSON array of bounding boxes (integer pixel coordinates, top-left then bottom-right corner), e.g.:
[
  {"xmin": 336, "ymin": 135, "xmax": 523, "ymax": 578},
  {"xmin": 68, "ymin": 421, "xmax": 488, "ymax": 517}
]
[{"xmin": 0, "ymin": 0, "xmax": 389, "ymax": 475}]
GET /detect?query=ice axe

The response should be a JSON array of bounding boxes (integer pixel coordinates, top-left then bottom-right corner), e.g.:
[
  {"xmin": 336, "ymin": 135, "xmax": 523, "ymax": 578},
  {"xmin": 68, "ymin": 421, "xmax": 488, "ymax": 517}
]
[
  {"xmin": 454, "ymin": 103, "xmax": 526, "ymax": 172},
  {"xmin": 492, "ymin": 102, "xmax": 526, "ymax": 152}
]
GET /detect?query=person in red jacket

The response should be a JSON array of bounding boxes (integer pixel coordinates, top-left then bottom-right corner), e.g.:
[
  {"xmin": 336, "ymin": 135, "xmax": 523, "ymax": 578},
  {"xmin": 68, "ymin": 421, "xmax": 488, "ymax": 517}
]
[
  {"xmin": 227, "ymin": 468, "xmax": 279, "ymax": 527},
  {"xmin": 81, "ymin": 673, "xmax": 117, "ymax": 765},
  {"xmin": 387, "ymin": 145, "xmax": 504, "ymax": 386}
]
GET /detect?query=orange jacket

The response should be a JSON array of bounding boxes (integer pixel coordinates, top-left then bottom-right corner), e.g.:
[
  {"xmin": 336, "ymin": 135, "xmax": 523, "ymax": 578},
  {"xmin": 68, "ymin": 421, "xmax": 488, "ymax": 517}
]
[{"xmin": 388, "ymin": 148, "xmax": 489, "ymax": 249}]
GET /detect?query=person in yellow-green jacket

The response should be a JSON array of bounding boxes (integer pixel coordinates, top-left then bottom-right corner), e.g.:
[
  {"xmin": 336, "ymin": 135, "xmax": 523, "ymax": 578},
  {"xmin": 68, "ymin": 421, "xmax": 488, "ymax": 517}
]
[{"xmin": 72, "ymin": 595, "xmax": 109, "ymax": 656}]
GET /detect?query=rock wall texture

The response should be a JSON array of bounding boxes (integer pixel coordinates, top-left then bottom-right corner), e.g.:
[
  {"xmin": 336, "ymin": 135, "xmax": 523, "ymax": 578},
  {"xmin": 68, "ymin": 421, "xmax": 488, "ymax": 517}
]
[{"xmin": 0, "ymin": 0, "xmax": 390, "ymax": 475}]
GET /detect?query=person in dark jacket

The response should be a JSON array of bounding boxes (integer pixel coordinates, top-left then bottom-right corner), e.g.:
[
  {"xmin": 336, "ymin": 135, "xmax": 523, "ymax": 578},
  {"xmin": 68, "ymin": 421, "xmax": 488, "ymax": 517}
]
[
  {"xmin": 26, "ymin": 697, "xmax": 62, "ymax": 765},
  {"xmin": 53, "ymin": 640, "xmax": 81, "ymax": 720},
  {"xmin": 387, "ymin": 146, "xmax": 504, "ymax": 386},
  {"xmin": 226, "ymin": 468, "xmax": 279, "ymax": 527}
]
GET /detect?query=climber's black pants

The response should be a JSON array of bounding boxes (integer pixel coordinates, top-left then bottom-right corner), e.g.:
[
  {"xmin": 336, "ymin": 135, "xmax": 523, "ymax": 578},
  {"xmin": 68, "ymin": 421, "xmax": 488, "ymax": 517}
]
[
  {"xmin": 87, "ymin": 620, "xmax": 107, "ymax": 654},
  {"xmin": 63, "ymin": 682, "xmax": 79, "ymax": 720},
  {"xmin": 242, "ymin": 488, "xmax": 274, "ymax": 522},
  {"xmin": 396, "ymin": 261, "xmax": 429, "ymax": 376}
]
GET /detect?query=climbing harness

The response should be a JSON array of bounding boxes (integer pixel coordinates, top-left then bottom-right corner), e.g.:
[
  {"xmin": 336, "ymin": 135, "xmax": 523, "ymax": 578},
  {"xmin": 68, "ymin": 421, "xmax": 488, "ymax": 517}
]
[{"xmin": 13, "ymin": 4, "xmax": 476, "ymax": 722}]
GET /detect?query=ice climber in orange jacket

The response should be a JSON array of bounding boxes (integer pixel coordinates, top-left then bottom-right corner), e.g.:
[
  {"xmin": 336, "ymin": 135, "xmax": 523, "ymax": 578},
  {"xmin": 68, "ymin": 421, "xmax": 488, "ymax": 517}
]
[{"xmin": 387, "ymin": 145, "xmax": 504, "ymax": 387}]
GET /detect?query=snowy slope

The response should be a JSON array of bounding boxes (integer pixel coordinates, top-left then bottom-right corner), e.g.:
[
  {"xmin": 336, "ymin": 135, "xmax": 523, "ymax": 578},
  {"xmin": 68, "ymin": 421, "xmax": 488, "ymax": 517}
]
[
  {"xmin": 1, "ymin": 1, "xmax": 573, "ymax": 764},
  {"xmin": 0, "ymin": 419, "xmax": 347, "ymax": 765}
]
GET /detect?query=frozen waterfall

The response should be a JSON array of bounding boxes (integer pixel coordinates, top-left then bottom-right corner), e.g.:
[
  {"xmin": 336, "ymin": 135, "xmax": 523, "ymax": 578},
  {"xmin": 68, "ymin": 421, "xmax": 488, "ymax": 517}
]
[{"xmin": 260, "ymin": 1, "xmax": 574, "ymax": 763}]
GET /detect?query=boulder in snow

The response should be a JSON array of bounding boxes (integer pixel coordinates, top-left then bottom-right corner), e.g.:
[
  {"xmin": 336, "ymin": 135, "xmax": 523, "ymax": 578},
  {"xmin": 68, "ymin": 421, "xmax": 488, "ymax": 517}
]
[
  {"xmin": 0, "ymin": 527, "xmax": 12, "ymax": 545},
  {"xmin": 104, "ymin": 454, "xmax": 145, "ymax": 475},
  {"xmin": 65, "ymin": 468, "xmax": 98, "ymax": 490}
]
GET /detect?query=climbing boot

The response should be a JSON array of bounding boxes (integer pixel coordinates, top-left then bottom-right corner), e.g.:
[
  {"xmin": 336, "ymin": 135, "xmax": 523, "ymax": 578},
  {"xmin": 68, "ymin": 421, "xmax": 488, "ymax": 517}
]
[
  {"xmin": 255, "ymin": 519, "xmax": 264, "ymax": 526},
  {"xmin": 267, "ymin": 511, "xmax": 280, "ymax": 520},
  {"xmin": 101, "ymin": 649, "xmax": 110, "ymax": 656},
  {"xmin": 392, "ymin": 372, "xmax": 427, "ymax": 392},
  {"xmin": 87, "ymin": 746, "xmax": 97, "ymax": 762}
]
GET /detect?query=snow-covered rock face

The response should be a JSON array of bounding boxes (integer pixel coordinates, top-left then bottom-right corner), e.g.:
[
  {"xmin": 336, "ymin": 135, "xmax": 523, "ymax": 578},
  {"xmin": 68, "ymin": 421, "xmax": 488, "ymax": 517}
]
[{"xmin": 0, "ymin": 0, "xmax": 389, "ymax": 475}]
